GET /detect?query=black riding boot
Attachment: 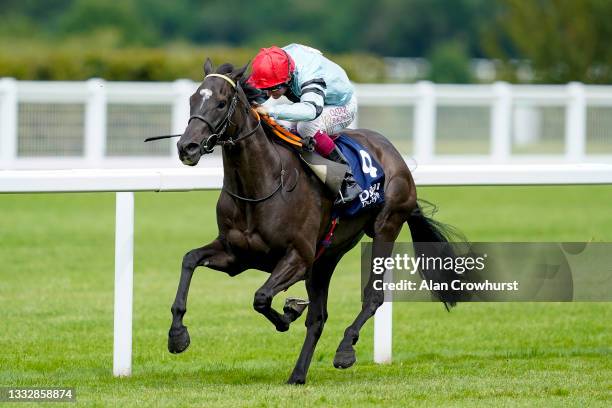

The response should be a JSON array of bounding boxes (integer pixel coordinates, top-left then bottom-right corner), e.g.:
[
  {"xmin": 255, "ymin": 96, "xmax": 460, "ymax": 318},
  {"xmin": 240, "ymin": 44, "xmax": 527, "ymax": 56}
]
[{"xmin": 327, "ymin": 146, "xmax": 362, "ymax": 205}]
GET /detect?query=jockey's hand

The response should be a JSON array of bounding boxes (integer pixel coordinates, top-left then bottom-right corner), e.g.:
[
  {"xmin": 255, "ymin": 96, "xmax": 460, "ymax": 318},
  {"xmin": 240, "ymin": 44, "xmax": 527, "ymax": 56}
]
[
  {"xmin": 254, "ymin": 106, "xmax": 269, "ymax": 116},
  {"xmin": 302, "ymin": 136, "xmax": 315, "ymax": 152}
]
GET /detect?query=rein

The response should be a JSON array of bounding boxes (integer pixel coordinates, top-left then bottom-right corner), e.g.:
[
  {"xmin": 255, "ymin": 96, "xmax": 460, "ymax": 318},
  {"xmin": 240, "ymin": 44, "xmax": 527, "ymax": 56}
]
[
  {"xmin": 188, "ymin": 73, "xmax": 260, "ymax": 154},
  {"xmin": 222, "ymin": 111, "xmax": 299, "ymax": 203},
  {"xmin": 224, "ymin": 167, "xmax": 299, "ymax": 203},
  {"xmin": 192, "ymin": 73, "xmax": 298, "ymax": 203}
]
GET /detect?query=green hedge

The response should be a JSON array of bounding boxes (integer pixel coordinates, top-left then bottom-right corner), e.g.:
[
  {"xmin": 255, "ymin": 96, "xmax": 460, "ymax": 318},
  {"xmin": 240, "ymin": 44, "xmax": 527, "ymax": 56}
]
[{"xmin": 0, "ymin": 43, "xmax": 388, "ymax": 83}]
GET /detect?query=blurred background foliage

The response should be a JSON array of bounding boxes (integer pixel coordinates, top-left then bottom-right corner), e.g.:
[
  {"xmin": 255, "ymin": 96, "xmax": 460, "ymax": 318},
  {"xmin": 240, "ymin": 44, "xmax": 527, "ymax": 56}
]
[{"xmin": 0, "ymin": 0, "xmax": 610, "ymax": 83}]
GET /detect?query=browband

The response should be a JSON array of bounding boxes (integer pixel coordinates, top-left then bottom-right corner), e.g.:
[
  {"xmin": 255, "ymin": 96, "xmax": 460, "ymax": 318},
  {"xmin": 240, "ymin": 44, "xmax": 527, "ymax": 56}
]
[{"xmin": 204, "ymin": 73, "xmax": 236, "ymax": 89}]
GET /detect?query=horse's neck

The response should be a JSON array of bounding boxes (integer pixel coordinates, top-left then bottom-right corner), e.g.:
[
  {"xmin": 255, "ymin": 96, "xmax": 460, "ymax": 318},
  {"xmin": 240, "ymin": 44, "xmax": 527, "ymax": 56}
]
[{"xmin": 221, "ymin": 127, "xmax": 285, "ymax": 197}]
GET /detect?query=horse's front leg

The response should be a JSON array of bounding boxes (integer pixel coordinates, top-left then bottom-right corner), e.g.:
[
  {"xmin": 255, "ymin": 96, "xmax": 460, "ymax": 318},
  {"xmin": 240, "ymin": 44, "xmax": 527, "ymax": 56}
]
[
  {"xmin": 287, "ymin": 257, "xmax": 336, "ymax": 384},
  {"xmin": 253, "ymin": 249, "xmax": 309, "ymax": 332},
  {"xmin": 168, "ymin": 238, "xmax": 239, "ymax": 354}
]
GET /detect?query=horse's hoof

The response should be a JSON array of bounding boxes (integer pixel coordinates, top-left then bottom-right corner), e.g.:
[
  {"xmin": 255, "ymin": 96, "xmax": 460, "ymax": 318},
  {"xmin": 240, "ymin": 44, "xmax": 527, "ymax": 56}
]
[
  {"xmin": 168, "ymin": 326, "xmax": 190, "ymax": 354},
  {"xmin": 333, "ymin": 348, "xmax": 356, "ymax": 369},
  {"xmin": 283, "ymin": 297, "xmax": 309, "ymax": 322},
  {"xmin": 275, "ymin": 321, "xmax": 290, "ymax": 332},
  {"xmin": 287, "ymin": 376, "xmax": 306, "ymax": 385}
]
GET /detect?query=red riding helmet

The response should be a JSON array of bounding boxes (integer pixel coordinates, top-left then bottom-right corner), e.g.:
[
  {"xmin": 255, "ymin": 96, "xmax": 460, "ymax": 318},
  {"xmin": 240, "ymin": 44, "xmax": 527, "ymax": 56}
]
[{"xmin": 248, "ymin": 46, "xmax": 295, "ymax": 89}]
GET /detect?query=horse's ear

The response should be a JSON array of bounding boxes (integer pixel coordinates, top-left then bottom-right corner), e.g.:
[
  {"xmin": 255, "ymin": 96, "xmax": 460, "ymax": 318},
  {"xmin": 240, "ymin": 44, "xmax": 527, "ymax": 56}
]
[
  {"xmin": 203, "ymin": 58, "xmax": 214, "ymax": 76},
  {"xmin": 230, "ymin": 61, "xmax": 250, "ymax": 82}
]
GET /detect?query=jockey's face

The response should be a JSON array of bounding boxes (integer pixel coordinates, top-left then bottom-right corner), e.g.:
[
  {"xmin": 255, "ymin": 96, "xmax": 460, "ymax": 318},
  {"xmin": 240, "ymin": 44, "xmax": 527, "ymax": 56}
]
[{"xmin": 265, "ymin": 85, "xmax": 287, "ymax": 99}]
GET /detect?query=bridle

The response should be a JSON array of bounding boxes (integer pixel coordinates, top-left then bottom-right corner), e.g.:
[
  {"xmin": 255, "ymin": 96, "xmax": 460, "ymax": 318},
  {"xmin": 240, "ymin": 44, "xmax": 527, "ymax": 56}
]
[
  {"xmin": 188, "ymin": 72, "xmax": 298, "ymax": 203},
  {"xmin": 188, "ymin": 73, "xmax": 261, "ymax": 154}
]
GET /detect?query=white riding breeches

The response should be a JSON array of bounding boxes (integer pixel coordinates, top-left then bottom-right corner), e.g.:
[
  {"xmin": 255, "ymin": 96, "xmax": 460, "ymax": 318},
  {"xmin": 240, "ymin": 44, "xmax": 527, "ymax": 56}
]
[{"xmin": 277, "ymin": 95, "xmax": 357, "ymax": 138}]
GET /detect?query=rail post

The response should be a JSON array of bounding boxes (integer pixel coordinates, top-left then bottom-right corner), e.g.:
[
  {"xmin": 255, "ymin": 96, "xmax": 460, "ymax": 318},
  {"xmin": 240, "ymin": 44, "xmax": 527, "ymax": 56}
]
[
  {"xmin": 113, "ymin": 192, "xmax": 134, "ymax": 377},
  {"xmin": 491, "ymin": 82, "xmax": 512, "ymax": 162},
  {"xmin": 413, "ymin": 81, "xmax": 436, "ymax": 163},
  {"xmin": 565, "ymin": 82, "xmax": 586, "ymax": 162},
  {"xmin": 0, "ymin": 78, "xmax": 18, "ymax": 169}
]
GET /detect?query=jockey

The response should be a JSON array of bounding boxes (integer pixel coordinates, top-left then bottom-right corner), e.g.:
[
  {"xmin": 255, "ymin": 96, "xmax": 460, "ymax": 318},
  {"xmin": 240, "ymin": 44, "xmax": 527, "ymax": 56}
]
[{"xmin": 247, "ymin": 43, "xmax": 362, "ymax": 205}]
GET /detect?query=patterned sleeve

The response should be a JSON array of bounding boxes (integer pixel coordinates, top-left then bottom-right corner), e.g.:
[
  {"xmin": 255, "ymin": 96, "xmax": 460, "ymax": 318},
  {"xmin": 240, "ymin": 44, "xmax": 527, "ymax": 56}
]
[
  {"xmin": 298, "ymin": 78, "xmax": 326, "ymax": 119},
  {"xmin": 267, "ymin": 78, "xmax": 326, "ymax": 122}
]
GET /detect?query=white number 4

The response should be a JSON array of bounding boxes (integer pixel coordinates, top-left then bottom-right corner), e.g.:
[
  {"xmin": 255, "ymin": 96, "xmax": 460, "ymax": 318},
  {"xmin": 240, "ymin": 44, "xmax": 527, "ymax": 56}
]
[{"xmin": 359, "ymin": 150, "xmax": 378, "ymax": 177}]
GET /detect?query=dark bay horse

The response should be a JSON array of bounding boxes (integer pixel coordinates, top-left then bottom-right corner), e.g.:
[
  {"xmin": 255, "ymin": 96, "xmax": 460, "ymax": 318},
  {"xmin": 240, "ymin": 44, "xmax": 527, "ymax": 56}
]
[{"xmin": 170, "ymin": 59, "xmax": 461, "ymax": 384}]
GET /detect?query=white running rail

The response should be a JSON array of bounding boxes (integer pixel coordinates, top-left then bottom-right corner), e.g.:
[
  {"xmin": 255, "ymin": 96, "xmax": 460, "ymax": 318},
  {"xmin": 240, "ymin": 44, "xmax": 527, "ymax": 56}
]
[
  {"xmin": 2, "ymin": 79, "xmax": 612, "ymax": 170},
  {"xmin": 1, "ymin": 163, "xmax": 612, "ymax": 375}
]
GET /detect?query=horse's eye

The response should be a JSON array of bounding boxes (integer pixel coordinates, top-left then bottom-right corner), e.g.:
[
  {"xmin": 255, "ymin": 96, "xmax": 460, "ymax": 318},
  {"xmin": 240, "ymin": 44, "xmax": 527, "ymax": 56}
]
[{"xmin": 217, "ymin": 101, "xmax": 226, "ymax": 109}]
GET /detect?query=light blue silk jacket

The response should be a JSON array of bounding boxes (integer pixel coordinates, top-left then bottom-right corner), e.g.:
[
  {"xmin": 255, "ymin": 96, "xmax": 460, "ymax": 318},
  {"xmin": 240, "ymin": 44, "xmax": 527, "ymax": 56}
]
[{"xmin": 267, "ymin": 44, "xmax": 354, "ymax": 122}]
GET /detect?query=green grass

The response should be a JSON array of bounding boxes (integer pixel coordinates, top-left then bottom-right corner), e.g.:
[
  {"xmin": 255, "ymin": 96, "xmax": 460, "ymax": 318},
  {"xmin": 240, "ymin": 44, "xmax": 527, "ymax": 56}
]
[{"xmin": 1, "ymin": 186, "xmax": 611, "ymax": 407}]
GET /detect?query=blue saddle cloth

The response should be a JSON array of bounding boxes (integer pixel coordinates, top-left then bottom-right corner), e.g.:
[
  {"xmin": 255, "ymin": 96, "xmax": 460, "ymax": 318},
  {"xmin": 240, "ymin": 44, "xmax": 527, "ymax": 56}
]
[{"xmin": 333, "ymin": 134, "xmax": 385, "ymax": 217}]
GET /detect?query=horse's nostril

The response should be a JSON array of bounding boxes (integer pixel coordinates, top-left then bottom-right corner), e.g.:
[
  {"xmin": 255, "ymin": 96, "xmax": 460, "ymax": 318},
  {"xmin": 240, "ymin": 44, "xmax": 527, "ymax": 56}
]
[{"xmin": 185, "ymin": 143, "xmax": 200, "ymax": 155}]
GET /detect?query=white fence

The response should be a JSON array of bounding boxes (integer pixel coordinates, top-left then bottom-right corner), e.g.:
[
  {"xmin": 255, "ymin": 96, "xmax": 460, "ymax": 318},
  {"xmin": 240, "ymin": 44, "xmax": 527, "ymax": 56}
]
[
  {"xmin": 2, "ymin": 164, "xmax": 612, "ymax": 376},
  {"xmin": 2, "ymin": 79, "xmax": 612, "ymax": 170}
]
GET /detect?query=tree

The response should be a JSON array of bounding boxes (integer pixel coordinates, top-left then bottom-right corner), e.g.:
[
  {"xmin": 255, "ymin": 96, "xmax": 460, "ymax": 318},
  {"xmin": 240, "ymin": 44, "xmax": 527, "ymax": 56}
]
[
  {"xmin": 359, "ymin": 0, "xmax": 496, "ymax": 57},
  {"xmin": 57, "ymin": 0, "xmax": 158, "ymax": 45},
  {"xmin": 484, "ymin": 0, "xmax": 612, "ymax": 83},
  {"xmin": 427, "ymin": 40, "xmax": 472, "ymax": 83}
]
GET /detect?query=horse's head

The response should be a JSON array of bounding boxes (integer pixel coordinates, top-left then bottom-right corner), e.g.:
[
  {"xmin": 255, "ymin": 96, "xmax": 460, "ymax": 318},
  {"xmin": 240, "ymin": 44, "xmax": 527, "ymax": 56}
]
[{"xmin": 177, "ymin": 58, "xmax": 249, "ymax": 166}]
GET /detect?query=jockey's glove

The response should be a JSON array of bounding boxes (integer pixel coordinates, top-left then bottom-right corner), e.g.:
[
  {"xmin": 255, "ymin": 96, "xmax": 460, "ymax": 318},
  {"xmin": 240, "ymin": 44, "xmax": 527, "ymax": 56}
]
[
  {"xmin": 255, "ymin": 106, "xmax": 269, "ymax": 116},
  {"xmin": 301, "ymin": 136, "xmax": 315, "ymax": 152}
]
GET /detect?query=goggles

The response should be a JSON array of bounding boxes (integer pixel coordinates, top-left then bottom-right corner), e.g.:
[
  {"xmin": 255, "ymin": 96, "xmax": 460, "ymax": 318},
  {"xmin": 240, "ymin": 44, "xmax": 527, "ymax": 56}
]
[{"xmin": 262, "ymin": 83, "xmax": 287, "ymax": 92}]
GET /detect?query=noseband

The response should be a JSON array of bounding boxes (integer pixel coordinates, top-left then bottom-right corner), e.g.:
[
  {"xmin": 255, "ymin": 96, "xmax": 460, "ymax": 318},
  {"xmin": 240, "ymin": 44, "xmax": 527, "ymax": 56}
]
[{"xmin": 188, "ymin": 73, "xmax": 260, "ymax": 154}]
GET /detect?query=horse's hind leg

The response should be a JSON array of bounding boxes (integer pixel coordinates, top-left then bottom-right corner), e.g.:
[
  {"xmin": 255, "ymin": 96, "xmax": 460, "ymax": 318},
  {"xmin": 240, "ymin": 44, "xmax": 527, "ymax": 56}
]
[
  {"xmin": 333, "ymin": 213, "xmax": 405, "ymax": 369},
  {"xmin": 169, "ymin": 238, "xmax": 239, "ymax": 354},
  {"xmin": 253, "ymin": 248, "xmax": 308, "ymax": 332}
]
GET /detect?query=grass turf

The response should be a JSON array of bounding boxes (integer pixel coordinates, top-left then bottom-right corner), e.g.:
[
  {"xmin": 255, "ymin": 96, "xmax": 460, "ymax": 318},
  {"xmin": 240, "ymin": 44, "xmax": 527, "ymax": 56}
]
[{"xmin": 0, "ymin": 186, "xmax": 611, "ymax": 407}]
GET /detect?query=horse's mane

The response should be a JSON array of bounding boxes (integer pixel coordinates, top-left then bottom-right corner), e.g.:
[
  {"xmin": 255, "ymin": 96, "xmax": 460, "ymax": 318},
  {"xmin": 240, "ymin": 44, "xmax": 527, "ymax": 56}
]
[
  {"xmin": 216, "ymin": 63, "xmax": 234, "ymax": 75},
  {"xmin": 213, "ymin": 61, "xmax": 273, "ymax": 140},
  {"xmin": 212, "ymin": 61, "xmax": 267, "ymax": 104},
  {"xmin": 241, "ymin": 79, "xmax": 267, "ymax": 105}
]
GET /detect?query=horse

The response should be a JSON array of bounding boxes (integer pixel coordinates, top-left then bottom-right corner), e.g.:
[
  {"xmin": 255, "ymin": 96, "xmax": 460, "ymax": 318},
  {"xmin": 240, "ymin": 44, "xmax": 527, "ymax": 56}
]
[{"xmin": 169, "ymin": 59, "xmax": 462, "ymax": 385}]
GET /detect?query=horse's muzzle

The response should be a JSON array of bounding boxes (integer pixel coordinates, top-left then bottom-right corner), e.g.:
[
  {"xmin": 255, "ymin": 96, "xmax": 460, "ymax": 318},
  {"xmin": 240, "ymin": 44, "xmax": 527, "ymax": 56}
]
[{"xmin": 177, "ymin": 140, "xmax": 201, "ymax": 166}]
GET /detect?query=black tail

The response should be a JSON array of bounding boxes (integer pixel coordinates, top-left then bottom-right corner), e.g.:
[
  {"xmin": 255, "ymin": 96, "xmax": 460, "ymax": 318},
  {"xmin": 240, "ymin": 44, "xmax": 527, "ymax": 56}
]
[{"xmin": 407, "ymin": 201, "xmax": 467, "ymax": 310}]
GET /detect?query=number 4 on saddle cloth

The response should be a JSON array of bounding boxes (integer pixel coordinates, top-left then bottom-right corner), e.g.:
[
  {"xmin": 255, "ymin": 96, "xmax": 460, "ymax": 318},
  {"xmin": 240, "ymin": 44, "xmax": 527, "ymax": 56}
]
[
  {"xmin": 331, "ymin": 135, "xmax": 385, "ymax": 217},
  {"xmin": 260, "ymin": 115, "xmax": 385, "ymax": 218}
]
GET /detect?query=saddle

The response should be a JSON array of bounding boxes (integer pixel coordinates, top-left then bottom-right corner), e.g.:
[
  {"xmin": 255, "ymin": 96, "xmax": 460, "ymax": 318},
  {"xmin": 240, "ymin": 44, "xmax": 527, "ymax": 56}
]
[
  {"xmin": 260, "ymin": 115, "xmax": 347, "ymax": 196},
  {"xmin": 260, "ymin": 114, "xmax": 385, "ymax": 218}
]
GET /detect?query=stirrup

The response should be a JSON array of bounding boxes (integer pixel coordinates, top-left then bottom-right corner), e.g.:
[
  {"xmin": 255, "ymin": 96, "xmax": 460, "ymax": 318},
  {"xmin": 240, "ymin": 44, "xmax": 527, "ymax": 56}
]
[
  {"xmin": 334, "ymin": 177, "xmax": 362, "ymax": 206},
  {"xmin": 336, "ymin": 191, "xmax": 346, "ymax": 205}
]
